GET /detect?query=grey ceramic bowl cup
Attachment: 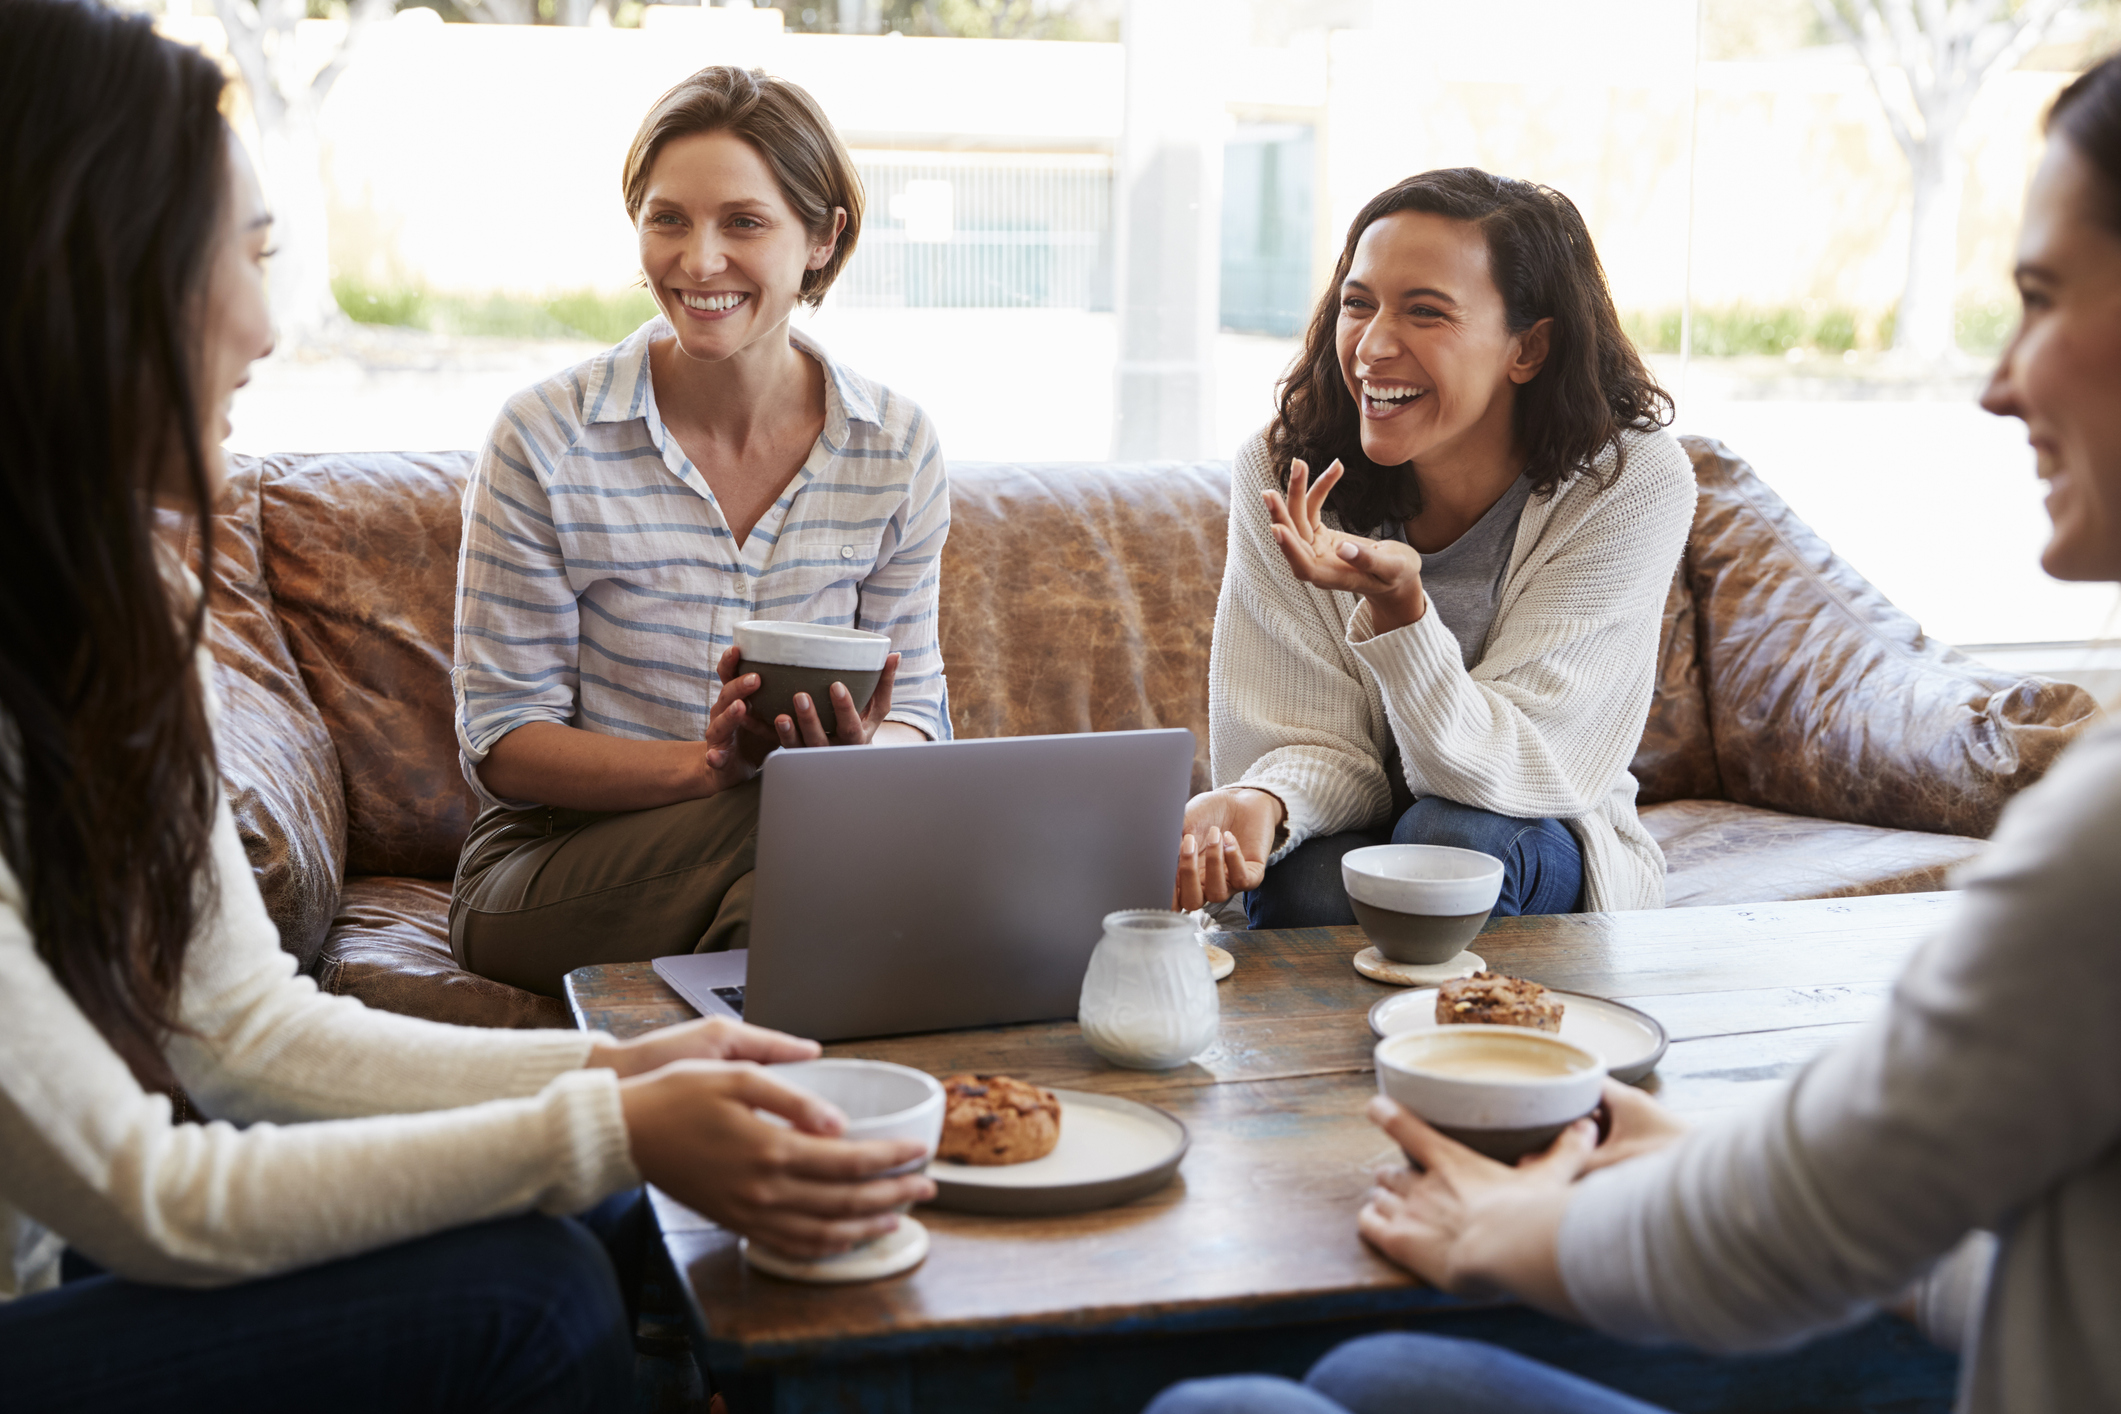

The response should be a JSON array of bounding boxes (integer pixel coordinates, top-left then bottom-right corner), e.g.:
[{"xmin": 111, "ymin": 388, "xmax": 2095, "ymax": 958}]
[
  {"xmin": 1374, "ymin": 1025, "xmax": 1605, "ymax": 1162},
  {"xmin": 1342, "ymin": 844, "xmax": 1505, "ymax": 964},
  {"xmin": 733, "ymin": 620, "xmax": 891, "ymax": 741}
]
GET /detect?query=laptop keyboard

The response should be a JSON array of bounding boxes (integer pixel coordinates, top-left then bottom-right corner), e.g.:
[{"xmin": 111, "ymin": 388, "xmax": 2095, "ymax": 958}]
[{"xmin": 713, "ymin": 986, "xmax": 746, "ymax": 1017}]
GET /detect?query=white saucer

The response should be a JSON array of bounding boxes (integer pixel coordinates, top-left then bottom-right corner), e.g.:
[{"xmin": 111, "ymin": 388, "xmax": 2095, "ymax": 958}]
[
  {"xmin": 1367, "ymin": 987, "xmax": 1669, "ymax": 1083},
  {"xmin": 1204, "ymin": 943, "xmax": 1234, "ymax": 981},
  {"xmin": 742, "ymin": 1215, "xmax": 929, "ymax": 1284},
  {"xmin": 1354, "ymin": 947, "xmax": 1485, "ymax": 986}
]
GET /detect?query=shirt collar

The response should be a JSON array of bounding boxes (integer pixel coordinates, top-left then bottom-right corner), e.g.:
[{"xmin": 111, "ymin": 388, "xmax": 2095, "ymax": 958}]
[{"xmin": 583, "ymin": 316, "xmax": 881, "ymax": 436}]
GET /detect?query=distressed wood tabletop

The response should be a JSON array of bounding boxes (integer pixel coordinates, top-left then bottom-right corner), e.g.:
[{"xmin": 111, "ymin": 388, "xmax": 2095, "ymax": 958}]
[{"xmin": 564, "ymin": 891, "xmax": 1956, "ymax": 1368}]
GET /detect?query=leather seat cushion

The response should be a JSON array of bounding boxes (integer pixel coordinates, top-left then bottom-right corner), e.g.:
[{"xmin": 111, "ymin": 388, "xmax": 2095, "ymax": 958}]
[
  {"xmin": 1644, "ymin": 798, "xmax": 1988, "ymax": 909},
  {"xmin": 315, "ymin": 877, "xmax": 568, "ymax": 1029}
]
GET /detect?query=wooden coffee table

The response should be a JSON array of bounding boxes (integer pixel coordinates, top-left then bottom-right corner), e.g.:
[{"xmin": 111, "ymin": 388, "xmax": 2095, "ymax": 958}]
[{"xmin": 566, "ymin": 893, "xmax": 1964, "ymax": 1414}]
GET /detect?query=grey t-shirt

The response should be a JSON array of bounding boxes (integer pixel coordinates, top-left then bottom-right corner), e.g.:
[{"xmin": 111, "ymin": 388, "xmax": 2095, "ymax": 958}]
[{"xmin": 1382, "ymin": 474, "xmax": 1534, "ymax": 669}]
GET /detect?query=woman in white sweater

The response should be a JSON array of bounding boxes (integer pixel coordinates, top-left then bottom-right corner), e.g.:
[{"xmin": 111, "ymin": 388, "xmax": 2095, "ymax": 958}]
[
  {"xmin": 1148, "ymin": 52, "xmax": 2121, "ymax": 1414},
  {"xmin": 1174, "ymin": 168, "xmax": 1693, "ymax": 926},
  {"xmin": 0, "ymin": 6, "xmax": 929, "ymax": 1407}
]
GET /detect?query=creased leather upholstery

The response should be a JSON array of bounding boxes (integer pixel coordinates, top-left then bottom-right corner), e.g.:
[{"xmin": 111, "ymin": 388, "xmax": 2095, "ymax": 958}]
[
  {"xmin": 183, "ymin": 460, "xmax": 349, "ymax": 971},
  {"xmin": 1680, "ymin": 436, "xmax": 2100, "ymax": 838},
  {"xmin": 260, "ymin": 452, "xmax": 480, "ymax": 879},
  {"xmin": 1633, "ymin": 554, "xmax": 1724, "ymax": 804},
  {"xmin": 315, "ymin": 877, "xmax": 568, "ymax": 1029},
  {"xmin": 192, "ymin": 439, "xmax": 2094, "ymax": 1029},
  {"xmin": 942, "ymin": 461, "xmax": 1231, "ymax": 793},
  {"xmin": 1643, "ymin": 798, "xmax": 1987, "ymax": 908}
]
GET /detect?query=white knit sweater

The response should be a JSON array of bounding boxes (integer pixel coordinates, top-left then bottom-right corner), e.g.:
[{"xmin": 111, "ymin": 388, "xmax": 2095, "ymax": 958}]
[
  {"xmin": 0, "ymin": 651, "xmax": 639, "ymax": 1300},
  {"xmin": 1209, "ymin": 426, "xmax": 1695, "ymax": 911}
]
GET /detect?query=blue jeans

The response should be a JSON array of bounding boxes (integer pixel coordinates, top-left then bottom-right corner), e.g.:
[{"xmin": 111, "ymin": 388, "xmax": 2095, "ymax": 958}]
[
  {"xmin": 0, "ymin": 1190, "xmax": 646, "ymax": 1413},
  {"xmin": 1145, "ymin": 1332, "xmax": 1670, "ymax": 1414},
  {"xmin": 1248, "ymin": 797, "xmax": 1584, "ymax": 930}
]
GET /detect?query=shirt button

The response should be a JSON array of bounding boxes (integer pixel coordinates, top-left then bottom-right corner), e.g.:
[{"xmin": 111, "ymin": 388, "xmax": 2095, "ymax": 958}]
[{"xmin": 840, "ymin": 545, "xmax": 855, "ymax": 560}]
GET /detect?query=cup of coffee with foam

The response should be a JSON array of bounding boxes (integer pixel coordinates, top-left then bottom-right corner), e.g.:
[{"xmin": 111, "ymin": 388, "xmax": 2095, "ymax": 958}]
[
  {"xmin": 732, "ymin": 620, "xmax": 891, "ymax": 741},
  {"xmin": 1373, "ymin": 1026, "xmax": 1605, "ymax": 1162},
  {"xmin": 1341, "ymin": 844, "xmax": 1504, "ymax": 965}
]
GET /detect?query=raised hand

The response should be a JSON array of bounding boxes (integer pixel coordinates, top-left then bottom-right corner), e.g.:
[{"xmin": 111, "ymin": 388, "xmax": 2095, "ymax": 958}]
[
  {"xmin": 1173, "ymin": 787, "xmax": 1282, "ymax": 910},
  {"xmin": 1264, "ymin": 458, "xmax": 1430, "ymax": 633}
]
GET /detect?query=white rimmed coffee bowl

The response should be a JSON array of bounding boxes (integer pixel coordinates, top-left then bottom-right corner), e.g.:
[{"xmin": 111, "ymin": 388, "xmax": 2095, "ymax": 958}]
[
  {"xmin": 1342, "ymin": 844, "xmax": 1505, "ymax": 965},
  {"xmin": 1374, "ymin": 1025, "xmax": 1605, "ymax": 1162},
  {"xmin": 744, "ymin": 1059, "xmax": 946, "ymax": 1283},
  {"xmin": 765, "ymin": 1058, "xmax": 944, "ymax": 1175},
  {"xmin": 731, "ymin": 621, "xmax": 892, "ymax": 739}
]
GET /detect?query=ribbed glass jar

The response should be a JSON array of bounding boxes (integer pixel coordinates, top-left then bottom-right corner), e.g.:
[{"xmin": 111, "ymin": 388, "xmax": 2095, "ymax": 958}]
[{"xmin": 1077, "ymin": 909, "xmax": 1220, "ymax": 1069}]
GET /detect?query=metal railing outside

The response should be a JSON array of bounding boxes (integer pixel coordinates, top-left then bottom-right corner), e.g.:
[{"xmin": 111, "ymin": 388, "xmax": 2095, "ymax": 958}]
[{"xmin": 840, "ymin": 151, "xmax": 1114, "ymax": 310}]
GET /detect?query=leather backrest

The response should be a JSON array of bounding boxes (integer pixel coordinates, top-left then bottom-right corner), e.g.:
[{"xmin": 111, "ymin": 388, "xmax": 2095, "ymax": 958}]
[
  {"xmin": 1681, "ymin": 435, "xmax": 2099, "ymax": 837},
  {"xmin": 182, "ymin": 459, "xmax": 349, "ymax": 968},
  {"xmin": 942, "ymin": 461, "xmax": 1230, "ymax": 794},
  {"xmin": 259, "ymin": 451, "xmax": 480, "ymax": 879}
]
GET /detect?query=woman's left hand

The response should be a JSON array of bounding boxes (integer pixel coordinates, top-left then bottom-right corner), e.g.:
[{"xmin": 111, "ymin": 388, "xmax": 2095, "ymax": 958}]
[
  {"xmin": 1264, "ymin": 458, "xmax": 1430, "ymax": 633},
  {"xmin": 585, "ymin": 1015, "xmax": 821, "ymax": 1079},
  {"xmin": 1356, "ymin": 1095, "xmax": 1592, "ymax": 1316}
]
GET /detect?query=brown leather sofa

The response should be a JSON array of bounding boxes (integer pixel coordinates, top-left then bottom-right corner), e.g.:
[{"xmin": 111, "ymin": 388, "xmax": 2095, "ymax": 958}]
[{"xmin": 185, "ymin": 436, "xmax": 2098, "ymax": 1030}]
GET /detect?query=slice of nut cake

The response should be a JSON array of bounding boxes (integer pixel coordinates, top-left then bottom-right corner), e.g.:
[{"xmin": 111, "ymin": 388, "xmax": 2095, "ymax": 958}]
[{"xmin": 1435, "ymin": 971, "xmax": 1564, "ymax": 1032}]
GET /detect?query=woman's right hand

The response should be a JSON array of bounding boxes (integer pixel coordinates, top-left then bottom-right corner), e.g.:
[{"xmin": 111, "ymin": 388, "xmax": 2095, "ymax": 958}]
[
  {"xmin": 1173, "ymin": 787, "xmax": 1284, "ymax": 910},
  {"xmin": 618, "ymin": 1060, "xmax": 936, "ymax": 1259}
]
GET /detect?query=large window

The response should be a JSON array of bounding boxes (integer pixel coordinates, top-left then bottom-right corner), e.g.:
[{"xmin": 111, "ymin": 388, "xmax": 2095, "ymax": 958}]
[{"xmin": 174, "ymin": 0, "xmax": 2119, "ymax": 661}]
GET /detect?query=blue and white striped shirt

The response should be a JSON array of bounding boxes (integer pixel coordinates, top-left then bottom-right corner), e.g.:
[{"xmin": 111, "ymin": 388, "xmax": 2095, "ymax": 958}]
[{"xmin": 452, "ymin": 319, "xmax": 951, "ymax": 808}]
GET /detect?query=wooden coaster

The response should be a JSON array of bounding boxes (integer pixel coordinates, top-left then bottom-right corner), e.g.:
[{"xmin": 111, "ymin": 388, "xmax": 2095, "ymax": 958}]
[
  {"xmin": 743, "ymin": 1216, "xmax": 929, "ymax": 1284},
  {"xmin": 1353, "ymin": 947, "xmax": 1484, "ymax": 987},
  {"xmin": 1204, "ymin": 943, "xmax": 1235, "ymax": 981}
]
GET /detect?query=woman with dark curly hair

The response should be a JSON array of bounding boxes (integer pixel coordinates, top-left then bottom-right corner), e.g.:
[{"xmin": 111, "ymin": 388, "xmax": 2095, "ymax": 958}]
[
  {"xmin": 1150, "ymin": 53, "xmax": 2121, "ymax": 1414},
  {"xmin": 1173, "ymin": 168, "xmax": 1691, "ymax": 926}
]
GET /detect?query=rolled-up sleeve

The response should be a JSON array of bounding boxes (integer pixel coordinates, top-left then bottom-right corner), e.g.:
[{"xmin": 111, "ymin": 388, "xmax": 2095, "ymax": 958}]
[
  {"xmin": 857, "ymin": 411, "xmax": 952, "ymax": 741},
  {"xmin": 452, "ymin": 408, "xmax": 582, "ymax": 799}
]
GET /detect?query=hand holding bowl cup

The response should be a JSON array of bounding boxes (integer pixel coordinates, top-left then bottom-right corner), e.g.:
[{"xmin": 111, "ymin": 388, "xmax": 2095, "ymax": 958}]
[
  {"xmin": 730, "ymin": 620, "xmax": 893, "ymax": 746},
  {"xmin": 744, "ymin": 1059, "xmax": 947, "ymax": 1281},
  {"xmin": 1373, "ymin": 1026, "xmax": 1606, "ymax": 1163}
]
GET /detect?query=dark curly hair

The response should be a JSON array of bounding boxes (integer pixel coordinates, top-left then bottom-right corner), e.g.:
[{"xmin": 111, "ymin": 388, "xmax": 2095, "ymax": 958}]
[
  {"xmin": 1269, "ymin": 167, "xmax": 1671, "ymax": 532},
  {"xmin": 2049, "ymin": 51, "xmax": 2121, "ymax": 232}
]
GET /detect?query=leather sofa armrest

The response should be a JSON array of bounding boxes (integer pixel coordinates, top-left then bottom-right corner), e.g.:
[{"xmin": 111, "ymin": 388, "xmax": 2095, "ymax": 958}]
[{"xmin": 1681, "ymin": 436, "xmax": 2100, "ymax": 839}]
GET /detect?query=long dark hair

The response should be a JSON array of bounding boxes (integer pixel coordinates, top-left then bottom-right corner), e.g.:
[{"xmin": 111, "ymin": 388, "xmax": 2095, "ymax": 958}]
[
  {"xmin": 0, "ymin": 0, "xmax": 229, "ymax": 1090},
  {"xmin": 2050, "ymin": 52, "xmax": 2121, "ymax": 230},
  {"xmin": 1270, "ymin": 167, "xmax": 1672, "ymax": 532}
]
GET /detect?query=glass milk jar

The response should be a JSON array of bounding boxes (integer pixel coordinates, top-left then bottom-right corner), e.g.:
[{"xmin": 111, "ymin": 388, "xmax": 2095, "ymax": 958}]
[{"xmin": 1078, "ymin": 910, "xmax": 1220, "ymax": 1069}]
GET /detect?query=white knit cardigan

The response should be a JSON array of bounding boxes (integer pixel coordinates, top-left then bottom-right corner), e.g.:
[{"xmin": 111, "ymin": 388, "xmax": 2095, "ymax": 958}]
[
  {"xmin": 1, "ymin": 643, "xmax": 638, "ymax": 1301},
  {"xmin": 1209, "ymin": 425, "xmax": 1696, "ymax": 912}
]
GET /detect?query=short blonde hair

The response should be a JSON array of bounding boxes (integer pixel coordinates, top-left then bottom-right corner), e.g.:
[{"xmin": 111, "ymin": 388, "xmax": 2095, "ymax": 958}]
[{"xmin": 622, "ymin": 66, "xmax": 863, "ymax": 307}]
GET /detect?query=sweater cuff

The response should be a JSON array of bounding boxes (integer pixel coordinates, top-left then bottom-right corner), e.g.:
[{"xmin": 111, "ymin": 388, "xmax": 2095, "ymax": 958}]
[
  {"xmin": 538, "ymin": 1066, "xmax": 642, "ymax": 1214},
  {"xmin": 1346, "ymin": 597, "xmax": 1465, "ymax": 691},
  {"xmin": 498, "ymin": 1028, "xmax": 605, "ymax": 1100},
  {"xmin": 1555, "ymin": 1152, "xmax": 1684, "ymax": 1344}
]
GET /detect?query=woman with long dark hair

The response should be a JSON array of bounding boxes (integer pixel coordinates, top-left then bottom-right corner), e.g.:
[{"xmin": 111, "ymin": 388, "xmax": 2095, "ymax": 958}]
[
  {"xmin": 1150, "ymin": 54, "xmax": 2121, "ymax": 1414},
  {"xmin": 0, "ymin": 4, "xmax": 930, "ymax": 1405},
  {"xmin": 1173, "ymin": 169, "xmax": 1692, "ymax": 927}
]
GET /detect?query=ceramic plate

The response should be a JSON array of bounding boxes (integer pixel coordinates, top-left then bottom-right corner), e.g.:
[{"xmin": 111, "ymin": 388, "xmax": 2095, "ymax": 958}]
[
  {"xmin": 925, "ymin": 1089, "xmax": 1189, "ymax": 1216},
  {"xmin": 1367, "ymin": 988, "xmax": 1668, "ymax": 1083}
]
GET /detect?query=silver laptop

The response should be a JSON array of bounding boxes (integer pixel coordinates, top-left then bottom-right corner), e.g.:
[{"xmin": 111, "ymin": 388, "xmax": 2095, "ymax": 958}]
[{"xmin": 654, "ymin": 728, "xmax": 1194, "ymax": 1041}]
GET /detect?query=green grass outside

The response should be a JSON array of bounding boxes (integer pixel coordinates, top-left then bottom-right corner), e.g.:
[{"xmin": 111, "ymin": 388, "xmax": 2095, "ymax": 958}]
[
  {"xmin": 1622, "ymin": 301, "xmax": 2019, "ymax": 359},
  {"xmin": 334, "ymin": 278, "xmax": 659, "ymax": 345}
]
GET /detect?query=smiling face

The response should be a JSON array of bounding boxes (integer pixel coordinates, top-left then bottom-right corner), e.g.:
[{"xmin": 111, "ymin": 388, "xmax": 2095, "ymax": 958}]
[
  {"xmin": 636, "ymin": 129, "xmax": 843, "ymax": 367},
  {"xmin": 1335, "ymin": 210, "xmax": 1549, "ymax": 475},
  {"xmin": 186, "ymin": 134, "xmax": 275, "ymax": 502},
  {"xmin": 1981, "ymin": 138, "xmax": 2121, "ymax": 583}
]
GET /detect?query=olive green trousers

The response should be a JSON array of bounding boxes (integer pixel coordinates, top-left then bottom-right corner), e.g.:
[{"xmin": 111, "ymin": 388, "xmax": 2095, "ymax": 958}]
[{"xmin": 449, "ymin": 780, "xmax": 761, "ymax": 999}]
